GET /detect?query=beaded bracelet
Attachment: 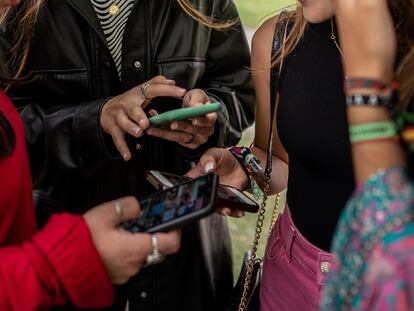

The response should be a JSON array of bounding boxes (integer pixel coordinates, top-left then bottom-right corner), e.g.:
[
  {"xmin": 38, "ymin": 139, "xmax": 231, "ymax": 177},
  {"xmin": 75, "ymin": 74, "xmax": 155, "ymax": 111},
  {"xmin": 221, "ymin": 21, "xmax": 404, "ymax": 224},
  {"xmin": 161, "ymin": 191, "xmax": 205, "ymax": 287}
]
[
  {"xmin": 345, "ymin": 78, "xmax": 399, "ymax": 93},
  {"xmin": 228, "ymin": 146, "xmax": 264, "ymax": 200},
  {"xmin": 349, "ymin": 121, "xmax": 398, "ymax": 144}
]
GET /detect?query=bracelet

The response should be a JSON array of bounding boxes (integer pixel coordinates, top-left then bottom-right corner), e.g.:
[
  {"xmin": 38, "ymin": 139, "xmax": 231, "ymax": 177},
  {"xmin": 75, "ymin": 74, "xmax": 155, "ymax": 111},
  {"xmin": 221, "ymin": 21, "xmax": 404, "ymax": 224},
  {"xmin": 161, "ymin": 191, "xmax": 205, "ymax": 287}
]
[
  {"xmin": 346, "ymin": 93, "xmax": 393, "ymax": 109},
  {"xmin": 345, "ymin": 78, "xmax": 399, "ymax": 93},
  {"xmin": 349, "ymin": 121, "xmax": 397, "ymax": 143},
  {"xmin": 228, "ymin": 146, "xmax": 264, "ymax": 200}
]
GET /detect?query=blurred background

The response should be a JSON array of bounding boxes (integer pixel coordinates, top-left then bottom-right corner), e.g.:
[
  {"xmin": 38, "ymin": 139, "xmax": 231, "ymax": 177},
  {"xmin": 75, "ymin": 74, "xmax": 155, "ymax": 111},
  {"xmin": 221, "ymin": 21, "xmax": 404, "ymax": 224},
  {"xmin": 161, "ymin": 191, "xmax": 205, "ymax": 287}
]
[{"xmin": 229, "ymin": 0, "xmax": 295, "ymax": 279}]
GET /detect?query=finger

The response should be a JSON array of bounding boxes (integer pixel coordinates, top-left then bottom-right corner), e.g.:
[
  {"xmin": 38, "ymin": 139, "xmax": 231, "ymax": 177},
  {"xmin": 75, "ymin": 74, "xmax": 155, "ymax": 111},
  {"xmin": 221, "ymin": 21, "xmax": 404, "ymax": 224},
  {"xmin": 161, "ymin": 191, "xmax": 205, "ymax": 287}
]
[
  {"xmin": 230, "ymin": 210, "xmax": 245, "ymax": 218},
  {"xmin": 146, "ymin": 128, "xmax": 200, "ymax": 146},
  {"xmin": 148, "ymin": 109, "xmax": 159, "ymax": 117},
  {"xmin": 149, "ymin": 75, "xmax": 176, "ymax": 85},
  {"xmin": 156, "ymin": 230, "xmax": 182, "ymax": 255},
  {"xmin": 216, "ymin": 208, "xmax": 232, "ymax": 216},
  {"xmin": 183, "ymin": 90, "xmax": 209, "ymax": 107},
  {"xmin": 170, "ymin": 121, "xmax": 213, "ymax": 136},
  {"xmin": 185, "ymin": 164, "xmax": 206, "ymax": 179},
  {"xmin": 109, "ymin": 126, "xmax": 131, "ymax": 161},
  {"xmin": 115, "ymin": 110, "xmax": 141, "ymax": 137},
  {"xmin": 192, "ymin": 112, "xmax": 217, "ymax": 127},
  {"xmin": 128, "ymin": 105, "xmax": 149, "ymax": 131},
  {"xmin": 144, "ymin": 83, "xmax": 186, "ymax": 99}
]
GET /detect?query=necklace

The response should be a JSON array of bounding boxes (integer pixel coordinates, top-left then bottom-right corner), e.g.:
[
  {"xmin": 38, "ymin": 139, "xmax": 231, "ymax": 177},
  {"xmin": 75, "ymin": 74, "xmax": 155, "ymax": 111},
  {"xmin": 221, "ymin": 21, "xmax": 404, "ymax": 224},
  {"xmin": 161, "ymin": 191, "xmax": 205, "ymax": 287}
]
[
  {"xmin": 109, "ymin": 1, "xmax": 120, "ymax": 16},
  {"xmin": 330, "ymin": 18, "xmax": 348, "ymax": 79},
  {"xmin": 330, "ymin": 18, "xmax": 343, "ymax": 57}
]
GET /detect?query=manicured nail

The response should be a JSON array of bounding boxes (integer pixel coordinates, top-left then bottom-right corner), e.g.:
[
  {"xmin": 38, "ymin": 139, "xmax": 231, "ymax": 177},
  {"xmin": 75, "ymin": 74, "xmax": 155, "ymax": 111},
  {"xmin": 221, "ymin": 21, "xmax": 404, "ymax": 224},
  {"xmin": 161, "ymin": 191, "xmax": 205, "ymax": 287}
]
[
  {"xmin": 204, "ymin": 162, "xmax": 214, "ymax": 173},
  {"xmin": 133, "ymin": 127, "xmax": 140, "ymax": 136},
  {"xmin": 192, "ymin": 119, "xmax": 198, "ymax": 126},
  {"xmin": 147, "ymin": 129, "xmax": 153, "ymax": 135},
  {"xmin": 171, "ymin": 123, "xmax": 178, "ymax": 130},
  {"xmin": 236, "ymin": 211, "xmax": 244, "ymax": 218},
  {"xmin": 139, "ymin": 119, "xmax": 146, "ymax": 127},
  {"xmin": 180, "ymin": 88, "xmax": 186, "ymax": 94},
  {"xmin": 123, "ymin": 152, "xmax": 129, "ymax": 161}
]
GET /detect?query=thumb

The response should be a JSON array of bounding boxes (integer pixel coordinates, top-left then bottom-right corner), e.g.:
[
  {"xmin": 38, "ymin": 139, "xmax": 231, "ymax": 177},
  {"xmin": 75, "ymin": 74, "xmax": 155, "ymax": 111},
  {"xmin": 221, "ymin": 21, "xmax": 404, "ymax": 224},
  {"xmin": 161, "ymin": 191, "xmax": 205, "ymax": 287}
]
[
  {"xmin": 105, "ymin": 196, "xmax": 142, "ymax": 227},
  {"xmin": 186, "ymin": 148, "xmax": 221, "ymax": 178}
]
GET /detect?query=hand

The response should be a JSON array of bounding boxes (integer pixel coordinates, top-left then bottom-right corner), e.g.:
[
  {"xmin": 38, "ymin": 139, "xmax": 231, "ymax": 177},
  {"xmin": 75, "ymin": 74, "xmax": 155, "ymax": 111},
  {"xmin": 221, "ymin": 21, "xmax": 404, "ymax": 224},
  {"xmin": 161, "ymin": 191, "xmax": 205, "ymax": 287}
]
[
  {"xmin": 334, "ymin": 0, "xmax": 396, "ymax": 82},
  {"xmin": 186, "ymin": 148, "xmax": 248, "ymax": 217},
  {"xmin": 84, "ymin": 197, "xmax": 181, "ymax": 284},
  {"xmin": 100, "ymin": 75, "xmax": 187, "ymax": 161},
  {"xmin": 146, "ymin": 89, "xmax": 217, "ymax": 149}
]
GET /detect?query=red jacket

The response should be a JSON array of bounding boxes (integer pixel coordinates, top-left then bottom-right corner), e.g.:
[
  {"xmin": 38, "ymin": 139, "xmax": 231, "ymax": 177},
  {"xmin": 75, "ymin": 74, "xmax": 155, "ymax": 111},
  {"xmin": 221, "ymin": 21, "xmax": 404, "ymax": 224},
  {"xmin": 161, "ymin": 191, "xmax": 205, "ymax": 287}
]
[{"xmin": 0, "ymin": 90, "xmax": 114, "ymax": 310}]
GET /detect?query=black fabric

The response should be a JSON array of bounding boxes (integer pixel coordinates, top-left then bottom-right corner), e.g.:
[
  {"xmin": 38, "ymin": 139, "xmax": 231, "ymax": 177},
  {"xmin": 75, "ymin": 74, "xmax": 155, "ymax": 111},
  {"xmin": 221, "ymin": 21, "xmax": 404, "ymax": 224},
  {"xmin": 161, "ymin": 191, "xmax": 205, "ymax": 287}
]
[
  {"xmin": 277, "ymin": 20, "xmax": 355, "ymax": 252},
  {"xmin": 0, "ymin": 1, "xmax": 255, "ymax": 310}
]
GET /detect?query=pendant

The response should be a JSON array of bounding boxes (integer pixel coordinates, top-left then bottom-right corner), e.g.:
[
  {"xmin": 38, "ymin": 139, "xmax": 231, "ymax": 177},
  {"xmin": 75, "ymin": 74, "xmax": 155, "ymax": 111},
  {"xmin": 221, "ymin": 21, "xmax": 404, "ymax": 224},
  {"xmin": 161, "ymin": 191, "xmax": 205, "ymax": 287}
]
[{"xmin": 109, "ymin": 3, "xmax": 120, "ymax": 16}]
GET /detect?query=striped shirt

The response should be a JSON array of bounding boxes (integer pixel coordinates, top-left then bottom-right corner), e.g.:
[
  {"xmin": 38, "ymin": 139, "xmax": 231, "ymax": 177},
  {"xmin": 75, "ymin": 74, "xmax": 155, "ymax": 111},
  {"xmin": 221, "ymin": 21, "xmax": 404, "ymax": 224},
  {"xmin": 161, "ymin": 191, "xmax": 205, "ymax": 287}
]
[{"xmin": 91, "ymin": 0, "xmax": 135, "ymax": 78}]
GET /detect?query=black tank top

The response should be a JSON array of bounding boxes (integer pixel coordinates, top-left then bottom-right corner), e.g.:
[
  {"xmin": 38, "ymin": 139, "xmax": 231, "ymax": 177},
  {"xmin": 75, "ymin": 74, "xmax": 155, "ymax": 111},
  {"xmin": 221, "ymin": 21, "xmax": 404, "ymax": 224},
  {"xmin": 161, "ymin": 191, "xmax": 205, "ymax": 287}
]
[{"xmin": 277, "ymin": 20, "xmax": 355, "ymax": 252}]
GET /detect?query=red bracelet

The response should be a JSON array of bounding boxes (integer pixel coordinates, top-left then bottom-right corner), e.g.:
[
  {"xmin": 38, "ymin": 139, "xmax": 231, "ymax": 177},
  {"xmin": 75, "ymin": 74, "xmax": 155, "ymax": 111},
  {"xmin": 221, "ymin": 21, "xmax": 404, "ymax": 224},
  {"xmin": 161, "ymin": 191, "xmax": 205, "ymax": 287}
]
[
  {"xmin": 351, "ymin": 135, "xmax": 400, "ymax": 145},
  {"xmin": 345, "ymin": 78, "xmax": 399, "ymax": 95}
]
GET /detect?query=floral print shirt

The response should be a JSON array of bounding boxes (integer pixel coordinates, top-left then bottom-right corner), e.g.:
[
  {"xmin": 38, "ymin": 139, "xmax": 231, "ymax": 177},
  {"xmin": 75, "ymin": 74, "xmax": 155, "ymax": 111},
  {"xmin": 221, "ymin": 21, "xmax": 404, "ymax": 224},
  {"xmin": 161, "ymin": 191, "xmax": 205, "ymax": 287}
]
[{"xmin": 321, "ymin": 167, "xmax": 414, "ymax": 311}]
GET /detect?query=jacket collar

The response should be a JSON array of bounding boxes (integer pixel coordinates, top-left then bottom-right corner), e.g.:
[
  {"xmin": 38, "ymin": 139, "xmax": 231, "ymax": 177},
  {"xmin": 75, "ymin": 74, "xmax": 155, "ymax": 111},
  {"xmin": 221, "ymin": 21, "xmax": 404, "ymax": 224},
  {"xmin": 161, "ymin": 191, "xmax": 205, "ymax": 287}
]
[{"xmin": 65, "ymin": 0, "xmax": 107, "ymax": 44}]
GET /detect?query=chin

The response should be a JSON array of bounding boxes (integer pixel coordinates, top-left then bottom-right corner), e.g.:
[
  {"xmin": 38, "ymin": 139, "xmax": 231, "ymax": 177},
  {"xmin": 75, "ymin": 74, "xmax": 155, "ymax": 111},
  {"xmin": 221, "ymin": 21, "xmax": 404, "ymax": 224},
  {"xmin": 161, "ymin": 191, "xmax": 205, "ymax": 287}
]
[{"xmin": 303, "ymin": 8, "xmax": 332, "ymax": 23}]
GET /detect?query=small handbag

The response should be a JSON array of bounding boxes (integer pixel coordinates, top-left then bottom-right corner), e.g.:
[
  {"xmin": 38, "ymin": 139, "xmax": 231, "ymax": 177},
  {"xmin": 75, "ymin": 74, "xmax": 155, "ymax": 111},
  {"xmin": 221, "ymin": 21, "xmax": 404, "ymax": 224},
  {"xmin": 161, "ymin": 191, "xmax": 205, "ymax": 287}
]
[{"xmin": 226, "ymin": 11, "xmax": 289, "ymax": 311}]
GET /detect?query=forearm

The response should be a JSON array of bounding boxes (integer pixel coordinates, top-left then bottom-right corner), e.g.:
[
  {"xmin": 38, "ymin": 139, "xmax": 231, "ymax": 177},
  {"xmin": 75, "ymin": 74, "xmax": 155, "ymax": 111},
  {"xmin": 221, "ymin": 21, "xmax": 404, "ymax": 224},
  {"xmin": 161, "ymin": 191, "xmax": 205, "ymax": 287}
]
[{"xmin": 250, "ymin": 146, "xmax": 288, "ymax": 195}]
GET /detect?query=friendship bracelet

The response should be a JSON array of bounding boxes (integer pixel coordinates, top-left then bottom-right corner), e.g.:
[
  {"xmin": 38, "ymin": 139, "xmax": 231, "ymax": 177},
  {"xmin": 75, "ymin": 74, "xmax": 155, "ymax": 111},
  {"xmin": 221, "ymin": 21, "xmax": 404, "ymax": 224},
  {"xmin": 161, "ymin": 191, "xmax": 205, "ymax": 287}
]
[
  {"xmin": 345, "ymin": 78, "xmax": 399, "ymax": 93},
  {"xmin": 349, "ymin": 121, "xmax": 397, "ymax": 143},
  {"xmin": 228, "ymin": 146, "xmax": 264, "ymax": 200},
  {"xmin": 346, "ymin": 93, "xmax": 394, "ymax": 109}
]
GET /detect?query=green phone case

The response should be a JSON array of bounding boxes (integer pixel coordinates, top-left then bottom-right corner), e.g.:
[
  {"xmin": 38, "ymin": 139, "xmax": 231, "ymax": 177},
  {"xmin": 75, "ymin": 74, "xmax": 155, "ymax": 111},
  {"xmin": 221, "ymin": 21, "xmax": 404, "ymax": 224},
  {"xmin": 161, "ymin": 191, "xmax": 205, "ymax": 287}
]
[{"xmin": 149, "ymin": 102, "xmax": 221, "ymax": 126}]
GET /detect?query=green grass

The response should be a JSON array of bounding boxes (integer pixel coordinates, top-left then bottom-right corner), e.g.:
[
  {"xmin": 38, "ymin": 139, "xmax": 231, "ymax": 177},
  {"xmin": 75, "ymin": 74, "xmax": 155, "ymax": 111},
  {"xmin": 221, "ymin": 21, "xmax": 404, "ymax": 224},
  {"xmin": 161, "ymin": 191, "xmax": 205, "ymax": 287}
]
[{"xmin": 234, "ymin": 0, "xmax": 296, "ymax": 28}]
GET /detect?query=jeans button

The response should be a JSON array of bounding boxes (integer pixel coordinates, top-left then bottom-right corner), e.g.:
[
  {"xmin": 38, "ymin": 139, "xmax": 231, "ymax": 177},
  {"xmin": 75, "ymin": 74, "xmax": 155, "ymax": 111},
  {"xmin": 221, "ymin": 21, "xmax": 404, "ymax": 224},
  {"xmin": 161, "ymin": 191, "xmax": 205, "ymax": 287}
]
[
  {"xmin": 134, "ymin": 60, "xmax": 142, "ymax": 69},
  {"xmin": 135, "ymin": 143, "xmax": 143, "ymax": 151},
  {"xmin": 320, "ymin": 261, "xmax": 331, "ymax": 274},
  {"xmin": 140, "ymin": 291, "xmax": 148, "ymax": 299}
]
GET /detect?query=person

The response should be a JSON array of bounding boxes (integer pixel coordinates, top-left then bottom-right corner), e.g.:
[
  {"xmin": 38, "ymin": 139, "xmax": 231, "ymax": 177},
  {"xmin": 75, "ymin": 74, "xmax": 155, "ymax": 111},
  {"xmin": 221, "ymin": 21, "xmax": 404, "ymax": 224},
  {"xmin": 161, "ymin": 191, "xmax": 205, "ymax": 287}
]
[
  {"xmin": 0, "ymin": 1, "xmax": 181, "ymax": 310},
  {"xmin": 187, "ymin": 1, "xmax": 413, "ymax": 310},
  {"xmin": 320, "ymin": 0, "xmax": 414, "ymax": 309},
  {"xmin": 0, "ymin": 0, "xmax": 255, "ymax": 310}
]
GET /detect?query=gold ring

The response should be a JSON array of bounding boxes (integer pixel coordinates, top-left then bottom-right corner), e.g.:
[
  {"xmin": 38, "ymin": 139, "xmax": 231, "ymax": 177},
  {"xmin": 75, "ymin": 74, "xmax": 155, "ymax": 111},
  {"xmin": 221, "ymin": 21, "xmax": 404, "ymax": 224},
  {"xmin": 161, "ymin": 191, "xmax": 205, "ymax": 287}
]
[
  {"xmin": 186, "ymin": 133, "xmax": 194, "ymax": 144},
  {"xmin": 141, "ymin": 82, "xmax": 150, "ymax": 100},
  {"xmin": 113, "ymin": 200, "xmax": 124, "ymax": 222}
]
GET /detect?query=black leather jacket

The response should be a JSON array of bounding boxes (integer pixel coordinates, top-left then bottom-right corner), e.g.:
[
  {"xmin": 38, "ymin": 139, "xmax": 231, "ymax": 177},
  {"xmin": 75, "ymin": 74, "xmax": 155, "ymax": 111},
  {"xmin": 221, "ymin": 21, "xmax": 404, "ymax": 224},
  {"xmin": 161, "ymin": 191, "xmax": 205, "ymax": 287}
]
[{"xmin": 1, "ymin": 0, "xmax": 255, "ymax": 310}]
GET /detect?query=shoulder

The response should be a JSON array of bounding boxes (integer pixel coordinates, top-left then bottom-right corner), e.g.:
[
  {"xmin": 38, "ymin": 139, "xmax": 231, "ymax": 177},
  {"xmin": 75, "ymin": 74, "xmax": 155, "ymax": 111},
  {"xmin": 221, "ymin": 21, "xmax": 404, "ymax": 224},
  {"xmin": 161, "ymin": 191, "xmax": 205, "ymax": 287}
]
[{"xmin": 252, "ymin": 16, "xmax": 278, "ymax": 56}]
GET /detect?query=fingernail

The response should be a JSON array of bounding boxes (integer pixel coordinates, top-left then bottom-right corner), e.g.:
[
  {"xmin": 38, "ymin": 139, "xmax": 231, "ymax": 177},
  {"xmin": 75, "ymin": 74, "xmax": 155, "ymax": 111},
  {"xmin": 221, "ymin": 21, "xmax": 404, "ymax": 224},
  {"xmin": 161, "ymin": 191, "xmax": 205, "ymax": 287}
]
[
  {"xmin": 171, "ymin": 123, "xmax": 178, "ymax": 130},
  {"xmin": 123, "ymin": 152, "xmax": 129, "ymax": 161},
  {"xmin": 192, "ymin": 119, "xmax": 198, "ymax": 126},
  {"xmin": 180, "ymin": 88, "xmax": 186, "ymax": 94},
  {"xmin": 236, "ymin": 211, "xmax": 244, "ymax": 217},
  {"xmin": 139, "ymin": 120, "xmax": 146, "ymax": 127},
  {"xmin": 147, "ymin": 129, "xmax": 153, "ymax": 135},
  {"xmin": 134, "ymin": 127, "xmax": 140, "ymax": 136},
  {"xmin": 204, "ymin": 162, "xmax": 214, "ymax": 173}
]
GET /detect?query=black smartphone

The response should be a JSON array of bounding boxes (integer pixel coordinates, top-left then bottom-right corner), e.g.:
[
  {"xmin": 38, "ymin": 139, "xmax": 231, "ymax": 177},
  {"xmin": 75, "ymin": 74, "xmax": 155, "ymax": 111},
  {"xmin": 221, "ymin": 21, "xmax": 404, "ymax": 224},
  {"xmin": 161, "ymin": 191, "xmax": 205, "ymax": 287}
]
[
  {"xmin": 145, "ymin": 170, "xmax": 259, "ymax": 213},
  {"xmin": 123, "ymin": 173, "xmax": 218, "ymax": 233}
]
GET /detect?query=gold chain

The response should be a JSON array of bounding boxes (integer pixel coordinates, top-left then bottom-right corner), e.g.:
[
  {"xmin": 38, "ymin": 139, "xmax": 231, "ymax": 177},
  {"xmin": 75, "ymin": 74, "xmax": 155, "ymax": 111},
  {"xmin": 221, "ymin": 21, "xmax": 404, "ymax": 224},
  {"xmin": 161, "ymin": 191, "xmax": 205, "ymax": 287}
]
[{"xmin": 238, "ymin": 178, "xmax": 274, "ymax": 311}]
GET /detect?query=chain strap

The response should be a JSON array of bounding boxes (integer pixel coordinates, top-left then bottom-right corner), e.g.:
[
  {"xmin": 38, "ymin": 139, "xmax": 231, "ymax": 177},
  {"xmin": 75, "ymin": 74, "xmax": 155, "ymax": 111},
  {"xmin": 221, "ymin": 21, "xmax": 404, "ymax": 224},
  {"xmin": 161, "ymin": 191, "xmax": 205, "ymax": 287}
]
[
  {"xmin": 238, "ymin": 176, "xmax": 281, "ymax": 311},
  {"xmin": 268, "ymin": 192, "xmax": 281, "ymax": 236}
]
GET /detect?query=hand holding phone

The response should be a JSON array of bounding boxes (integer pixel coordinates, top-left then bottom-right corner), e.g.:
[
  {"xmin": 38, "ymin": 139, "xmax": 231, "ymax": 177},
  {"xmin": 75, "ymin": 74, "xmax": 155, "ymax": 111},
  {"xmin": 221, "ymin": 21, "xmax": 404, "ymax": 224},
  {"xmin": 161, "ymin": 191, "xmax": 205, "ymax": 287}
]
[
  {"xmin": 145, "ymin": 171, "xmax": 259, "ymax": 213},
  {"xmin": 123, "ymin": 173, "xmax": 218, "ymax": 233},
  {"xmin": 148, "ymin": 102, "xmax": 221, "ymax": 127}
]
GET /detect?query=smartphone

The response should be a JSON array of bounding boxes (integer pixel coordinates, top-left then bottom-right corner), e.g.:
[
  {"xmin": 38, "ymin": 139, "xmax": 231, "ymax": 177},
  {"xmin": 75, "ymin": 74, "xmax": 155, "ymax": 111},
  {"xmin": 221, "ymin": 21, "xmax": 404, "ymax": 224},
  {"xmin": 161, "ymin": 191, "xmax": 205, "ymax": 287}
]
[
  {"xmin": 148, "ymin": 102, "xmax": 221, "ymax": 127},
  {"xmin": 123, "ymin": 173, "xmax": 218, "ymax": 233},
  {"xmin": 145, "ymin": 170, "xmax": 259, "ymax": 213}
]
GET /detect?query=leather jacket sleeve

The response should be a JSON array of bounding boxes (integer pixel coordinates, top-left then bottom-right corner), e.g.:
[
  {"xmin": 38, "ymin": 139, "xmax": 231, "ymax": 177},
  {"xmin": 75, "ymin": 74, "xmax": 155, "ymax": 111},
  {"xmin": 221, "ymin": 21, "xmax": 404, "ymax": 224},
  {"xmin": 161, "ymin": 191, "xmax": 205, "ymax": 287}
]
[{"xmin": 202, "ymin": 0, "xmax": 255, "ymax": 148}]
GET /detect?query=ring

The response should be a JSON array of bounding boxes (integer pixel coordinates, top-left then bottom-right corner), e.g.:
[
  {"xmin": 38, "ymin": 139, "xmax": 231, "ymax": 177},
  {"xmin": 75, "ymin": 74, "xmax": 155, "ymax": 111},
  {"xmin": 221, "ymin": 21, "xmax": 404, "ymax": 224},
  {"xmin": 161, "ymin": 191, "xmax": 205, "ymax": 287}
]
[
  {"xmin": 141, "ymin": 82, "xmax": 150, "ymax": 100},
  {"xmin": 185, "ymin": 133, "xmax": 194, "ymax": 144},
  {"xmin": 144, "ymin": 234, "xmax": 165, "ymax": 267},
  {"xmin": 113, "ymin": 200, "xmax": 124, "ymax": 222}
]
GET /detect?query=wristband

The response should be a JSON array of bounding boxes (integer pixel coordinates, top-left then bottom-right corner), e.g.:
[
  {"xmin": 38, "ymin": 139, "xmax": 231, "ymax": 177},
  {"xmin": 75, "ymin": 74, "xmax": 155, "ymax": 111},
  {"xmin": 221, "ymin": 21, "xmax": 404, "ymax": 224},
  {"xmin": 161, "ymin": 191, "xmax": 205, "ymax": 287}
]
[
  {"xmin": 345, "ymin": 78, "xmax": 399, "ymax": 94},
  {"xmin": 228, "ymin": 146, "xmax": 264, "ymax": 200},
  {"xmin": 349, "ymin": 121, "xmax": 397, "ymax": 143}
]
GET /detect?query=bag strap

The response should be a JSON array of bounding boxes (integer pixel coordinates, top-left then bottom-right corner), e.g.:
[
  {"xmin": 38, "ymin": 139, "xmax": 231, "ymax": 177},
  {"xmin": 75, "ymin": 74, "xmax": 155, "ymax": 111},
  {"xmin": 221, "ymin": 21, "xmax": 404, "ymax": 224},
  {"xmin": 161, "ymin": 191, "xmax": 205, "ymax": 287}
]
[
  {"xmin": 265, "ymin": 10, "xmax": 289, "ymax": 178},
  {"xmin": 238, "ymin": 12, "xmax": 289, "ymax": 311}
]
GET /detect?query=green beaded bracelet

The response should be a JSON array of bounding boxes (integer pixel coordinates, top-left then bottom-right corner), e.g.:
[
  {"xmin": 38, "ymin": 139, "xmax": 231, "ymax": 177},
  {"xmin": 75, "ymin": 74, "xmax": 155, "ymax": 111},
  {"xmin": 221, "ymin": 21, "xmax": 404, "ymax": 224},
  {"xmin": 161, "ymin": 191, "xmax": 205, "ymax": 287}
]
[{"xmin": 349, "ymin": 121, "xmax": 397, "ymax": 143}]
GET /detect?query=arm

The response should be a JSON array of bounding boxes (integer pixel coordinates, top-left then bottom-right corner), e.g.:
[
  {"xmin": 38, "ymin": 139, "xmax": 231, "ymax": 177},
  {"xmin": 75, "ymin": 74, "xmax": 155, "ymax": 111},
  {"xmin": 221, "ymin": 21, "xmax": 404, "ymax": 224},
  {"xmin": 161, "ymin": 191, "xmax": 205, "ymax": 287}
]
[
  {"xmin": 0, "ymin": 214, "xmax": 114, "ymax": 310},
  {"xmin": 251, "ymin": 16, "xmax": 289, "ymax": 195},
  {"xmin": 335, "ymin": 0, "xmax": 405, "ymax": 184},
  {"xmin": 202, "ymin": 0, "xmax": 256, "ymax": 147}
]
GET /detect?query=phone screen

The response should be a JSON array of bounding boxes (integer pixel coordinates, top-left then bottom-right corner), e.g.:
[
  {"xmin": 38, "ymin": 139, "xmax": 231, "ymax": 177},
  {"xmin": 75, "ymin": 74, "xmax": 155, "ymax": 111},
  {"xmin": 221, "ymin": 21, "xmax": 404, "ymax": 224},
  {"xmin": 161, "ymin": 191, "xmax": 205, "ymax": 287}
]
[
  {"xmin": 126, "ymin": 173, "xmax": 216, "ymax": 232},
  {"xmin": 217, "ymin": 186, "xmax": 257, "ymax": 205}
]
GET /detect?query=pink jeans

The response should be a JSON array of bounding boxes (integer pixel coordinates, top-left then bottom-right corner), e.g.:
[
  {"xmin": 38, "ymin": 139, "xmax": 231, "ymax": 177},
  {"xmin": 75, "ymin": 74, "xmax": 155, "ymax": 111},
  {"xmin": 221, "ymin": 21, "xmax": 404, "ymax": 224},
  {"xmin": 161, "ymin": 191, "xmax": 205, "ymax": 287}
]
[{"xmin": 260, "ymin": 206, "xmax": 333, "ymax": 311}]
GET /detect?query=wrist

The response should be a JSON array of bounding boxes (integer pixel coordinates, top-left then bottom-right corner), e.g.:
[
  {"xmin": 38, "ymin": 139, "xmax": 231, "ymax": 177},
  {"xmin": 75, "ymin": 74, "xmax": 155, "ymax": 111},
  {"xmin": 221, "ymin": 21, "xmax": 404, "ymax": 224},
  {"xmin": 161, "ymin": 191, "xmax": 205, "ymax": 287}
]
[{"xmin": 347, "ymin": 106, "xmax": 391, "ymax": 125}]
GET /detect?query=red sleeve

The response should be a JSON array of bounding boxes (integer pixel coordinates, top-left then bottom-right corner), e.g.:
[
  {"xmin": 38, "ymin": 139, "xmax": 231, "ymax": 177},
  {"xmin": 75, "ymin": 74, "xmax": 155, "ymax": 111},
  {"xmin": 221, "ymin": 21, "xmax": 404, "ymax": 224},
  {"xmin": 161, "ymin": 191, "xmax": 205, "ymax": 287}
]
[{"xmin": 0, "ymin": 214, "xmax": 114, "ymax": 310}]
